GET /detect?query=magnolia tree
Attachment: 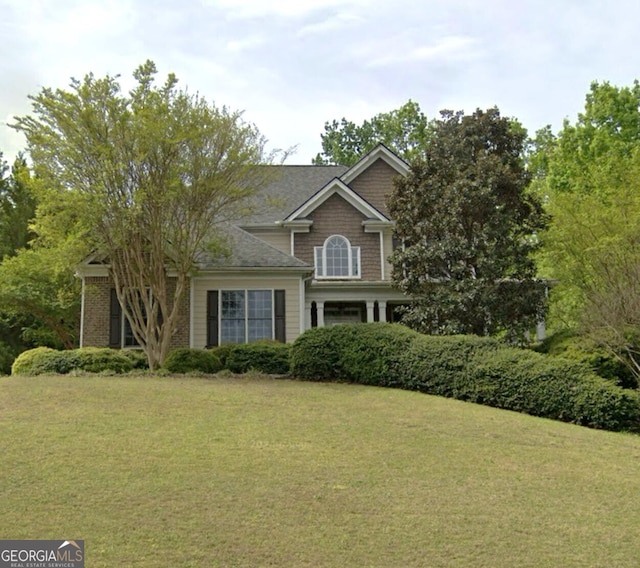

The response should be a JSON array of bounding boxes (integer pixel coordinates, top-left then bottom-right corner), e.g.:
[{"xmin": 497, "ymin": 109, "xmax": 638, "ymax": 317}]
[
  {"xmin": 388, "ymin": 108, "xmax": 548, "ymax": 339},
  {"xmin": 13, "ymin": 61, "xmax": 275, "ymax": 369}
]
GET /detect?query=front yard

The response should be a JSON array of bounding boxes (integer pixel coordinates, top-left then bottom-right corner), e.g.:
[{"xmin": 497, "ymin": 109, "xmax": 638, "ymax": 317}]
[{"xmin": 1, "ymin": 374, "xmax": 639, "ymax": 567}]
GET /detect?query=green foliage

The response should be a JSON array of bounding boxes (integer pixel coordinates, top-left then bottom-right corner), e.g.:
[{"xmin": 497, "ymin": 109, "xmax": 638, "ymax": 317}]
[
  {"xmin": 210, "ymin": 344, "xmax": 235, "ymax": 367},
  {"xmin": 0, "ymin": 341, "xmax": 15, "ymax": 375},
  {"xmin": 12, "ymin": 347, "xmax": 70, "ymax": 375},
  {"xmin": 0, "ymin": 247, "xmax": 81, "ymax": 349},
  {"xmin": 290, "ymin": 323, "xmax": 640, "ymax": 432},
  {"xmin": 12, "ymin": 60, "xmax": 275, "ymax": 370},
  {"xmin": 388, "ymin": 107, "xmax": 548, "ymax": 339},
  {"xmin": 290, "ymin": 323, "xmax": 418, "ymax": 385},
  {"xmin": 535, "ymin": 331, "xmax": 637, "ymax": 389},
  {"xmin": 0, "ymin": 154, "xmax": 36, "ymax": 261},
  {"xmin": 289, "ymin": 327, "xmax": 343, "ymax": 381},
  {"xmin": 392, "ymin": 334, "xmax": 504, "ymax": 394},
  {"xmin": 162, "ymin": 348, "xmax": 223, "ymax": 374},
  {"xmin": 313, "ymin": 100, "xmax": 431, "ymax": 165},
  {"xmin": 120, "ymin": 349, "xmax": 150, "ymax": 370},
  {"xmin": 226, "ymin": 341, "xmax": 291, "ymax": 375},
  {"xmin": 537, "ymin": 81, "xmax": 640, "ymax": 376},
  {"xmin": 11, "ymin": 347, "xmax": 135, "ymax": 375},
  {"xmin": 467, "ymin": 349, "xmax": 640, "ymax": 431}
]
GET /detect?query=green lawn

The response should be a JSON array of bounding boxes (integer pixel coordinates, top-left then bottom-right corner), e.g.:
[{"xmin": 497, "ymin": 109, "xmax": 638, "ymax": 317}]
[{"xmin": 1, "ymin": 374, "xmax": 640, "ymax": 567}]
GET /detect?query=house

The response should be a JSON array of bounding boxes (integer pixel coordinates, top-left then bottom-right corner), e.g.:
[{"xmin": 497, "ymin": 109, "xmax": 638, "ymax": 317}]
[{"xmin": 77, "ymin": 144, "xmax": 411, "ymax": 349}]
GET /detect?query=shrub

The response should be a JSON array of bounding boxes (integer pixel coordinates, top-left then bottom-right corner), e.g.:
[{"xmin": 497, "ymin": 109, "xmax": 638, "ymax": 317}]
[
  {"xmin": 290, "ymin": 327, "xmax": 344, "ymax": 381},
  {"xmin": 290, "ymin": 323, "xmax": 421, "ymax": 384},
  {"xmin": 162, "ymin": 348, "xmax": 222, "ymax": 374},
  {"xmin": 226, "ymin": 341, "xmax": 291, "ymax": 375},
  {"xmin": 465, "ymin": 349, "xmax": 640, "ymax": 431},
  {"xmin": 11, "ymin": 347, "xmax": 136, "ymax": 375},
  {"xmin": 120, "ymin": 349, "xmax": 149, "ymax": 370},
  {"xmin": 210, "ymin": 344, "xmax": 235, "ymax": 368},
  {"xmin": 328, "ymin": 323, "xmax": 419, "ymax": 386},
  {"xmin": 536, "ymin": 331, "xmax": 637, "ymax": 389},
  {"xmin": 12, "ymin": 347, "xmax": 73, "ymax": 375},
  {"xmin": 68, "ymin": 348, "xmax": 135, "ymax": 374},
  {"xmin": 392, "ymin": 334, "xmax": 504, "ymax": 394},
  {"xmin": 290, "ymin": 324, "xmax": 640, "ymax": 432}
]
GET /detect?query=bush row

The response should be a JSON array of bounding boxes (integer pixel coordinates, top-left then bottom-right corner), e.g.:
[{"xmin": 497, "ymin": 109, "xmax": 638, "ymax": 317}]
[
  {"xmin": 11, "ymin": 341, "xmax": 291, "ymax": 377},
  {"xmin": 290, "ymin": 323, "xmax": 640, "ymax": 432}
]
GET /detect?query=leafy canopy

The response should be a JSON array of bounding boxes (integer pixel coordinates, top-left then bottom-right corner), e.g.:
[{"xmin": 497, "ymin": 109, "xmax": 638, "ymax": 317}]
[
  {"xmin": 12, "ymin": 60, "xmax": 274, "ymax": 369},
  {"xmin": 537, "ymin": 81, "xmax": 640, "ymax": 377},
  {"xmin": 388, "ymin": 107, "xmax": 548, "ymax": 338},
  {"xmin": 313, "ymin": 100, "xmax": 431, "ymax": 165}
]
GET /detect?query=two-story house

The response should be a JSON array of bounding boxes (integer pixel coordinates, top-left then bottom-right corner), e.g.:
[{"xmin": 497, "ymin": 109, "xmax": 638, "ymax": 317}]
[{"xmin": 77, "ymin": 144, "xmax": 410, "ymax": 348}]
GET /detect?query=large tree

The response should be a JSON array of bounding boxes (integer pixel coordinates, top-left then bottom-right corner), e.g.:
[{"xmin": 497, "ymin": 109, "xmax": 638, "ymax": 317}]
[
  {"xmin": 313, "ymin": 100, "xmax": 431, "ymax": 165},
  {"xmin": 538, "ymin": 81, "xmax": 640, "ymax": 376},
  {"xmin": 13, "ymin": 61, "xmax": 274, "ymax": 369},
  {"xmin": 388, "ymin": 108, "xmax": 548, "ymax": 338}
]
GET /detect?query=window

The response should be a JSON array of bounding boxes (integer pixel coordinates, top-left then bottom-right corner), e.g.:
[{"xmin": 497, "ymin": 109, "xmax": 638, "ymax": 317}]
[
  {"xmin": 314, "ymin": 235, "xmax": 360, "ymax": 278},
  {"xmin": 221, "ymin": 290, "xmax": 273, "ymax": 343},
  {"xmin": 109, "ymin": 288, "xmax": 151, "ymax": 349}
]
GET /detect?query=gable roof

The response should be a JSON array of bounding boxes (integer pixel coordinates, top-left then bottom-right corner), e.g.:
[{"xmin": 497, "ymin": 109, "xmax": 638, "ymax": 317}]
[
  {"xmin": 244, "ymin": 165, "xmax": 347, "ymax": 225},
  {"xmin": 340, "ymin": 144, "xmax": 410, "ymax": 184},
  {"xmin": 283, "ymin": 177, "xmax": 390, "ymax": 222}
]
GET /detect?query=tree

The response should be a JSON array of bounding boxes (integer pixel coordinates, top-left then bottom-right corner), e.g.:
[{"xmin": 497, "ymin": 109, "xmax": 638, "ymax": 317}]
[
  {"xmin": 538, "ymin": 81, "xmax": 640, "ymax": 376},
  {"xmin": 12, "ymin": 61, "xmax": 275, "ymax": 369},
  {"xmin": 313, "ymin": 100, "xmax": 431, "ymax": 165},
  {"xmin": 388, "ymin": 108, "xmax": 548, "ymax": 338},
  {"xmin": 0, "ymin": 154, "xmax": 36, "ymax": 261}
]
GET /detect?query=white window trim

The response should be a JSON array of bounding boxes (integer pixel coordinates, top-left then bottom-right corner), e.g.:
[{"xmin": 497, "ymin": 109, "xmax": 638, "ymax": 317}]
[
  {"xmin": 314, "ymin": 234, "xmax": 361, "ymax": 280},
  {"xmin": 219, "ymin": 289, "xmax": 275, "ymax": 344}
]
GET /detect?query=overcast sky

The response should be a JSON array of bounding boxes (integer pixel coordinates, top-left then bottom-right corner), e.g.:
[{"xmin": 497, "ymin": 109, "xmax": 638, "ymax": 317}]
[{"xmin": 2, "ymin": 0, "xmax": 640, "ymax": 164}]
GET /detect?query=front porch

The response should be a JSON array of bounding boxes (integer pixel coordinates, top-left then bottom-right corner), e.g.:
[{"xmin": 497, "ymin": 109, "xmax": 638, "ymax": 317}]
[{"xmin": 304, "ymin": 281, "xmax": 408, "ymax": 329}]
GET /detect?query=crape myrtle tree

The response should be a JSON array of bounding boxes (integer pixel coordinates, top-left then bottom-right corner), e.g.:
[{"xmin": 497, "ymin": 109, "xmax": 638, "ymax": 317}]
[
  {"xmin": 13, "ymin": 61, "xmax": 275, "ymax": 370},
  {"xmin": 388, "ymin": 107, "xmax": 549, "ymax": 339},
  {"xmin": 313, "ymin": 100, "xmax": 431, "ymax": 166}
]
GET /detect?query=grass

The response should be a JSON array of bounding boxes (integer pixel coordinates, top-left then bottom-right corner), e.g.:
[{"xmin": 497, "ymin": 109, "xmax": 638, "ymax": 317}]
[{"xmin": 1, "ymin": 373, "xmax": 640, "ymax": 567}]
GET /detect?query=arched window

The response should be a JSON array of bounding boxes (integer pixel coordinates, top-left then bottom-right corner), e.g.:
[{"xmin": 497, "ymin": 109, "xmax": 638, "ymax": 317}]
[{"xmin": 314, "ymin": 235, "xmax": 361, "ymax": 278}]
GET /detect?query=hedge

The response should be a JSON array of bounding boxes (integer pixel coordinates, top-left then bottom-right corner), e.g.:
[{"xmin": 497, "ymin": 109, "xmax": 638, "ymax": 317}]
[
  {"xmin": 225, "ymin": 341, "xmax": 291, "ymax": 375},
  {"xmin": 290, "ymin": 323, "xmax": 640, "ymax": 432},
  {"xmin": 162, "ymin": 348, "xmax": 223, "ymax": 374},
  {"xmin": 11, "ymin": 347, "xmax": 136, "ymax": 375},
  {"xmin": 290, "ymin": 323, "xmax": 418, "ymax": 385},
  {"xmin": 536, "ymin": 331, "xmax": 637, "ymax": 389}
]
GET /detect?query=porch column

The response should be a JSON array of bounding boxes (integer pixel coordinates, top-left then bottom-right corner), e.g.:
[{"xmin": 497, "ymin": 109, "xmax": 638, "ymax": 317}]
[
  {"xmin": 317, "ymin": 301, "xmax": 325, "ymax": 327},
  {"xmin": 366, "ymin": 301, "xmax": 375, "ymax": 323},
  {"xmin": 378, "ymin": 301, "xmax": 387, "ymax": 322},
  {"xmin": 536, "ymin": 320, "xmax": 546, "ymax": 341},
  {"xmin": 305, "ymin": 302, "xmax": 312, "ymax": 331}
]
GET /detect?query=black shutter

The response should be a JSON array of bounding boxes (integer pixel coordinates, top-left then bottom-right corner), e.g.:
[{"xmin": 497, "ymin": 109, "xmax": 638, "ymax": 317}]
[
  {"xmin": 274, "ymin": 290, "xmax": 286, "ymax": 343},
  {"xmin": 109, "ymin": 288, "xmax": 122, "ymax": 348},
  {"xmin": 206, "ymin": 290, "xmax": 219, "ymax": 347}
]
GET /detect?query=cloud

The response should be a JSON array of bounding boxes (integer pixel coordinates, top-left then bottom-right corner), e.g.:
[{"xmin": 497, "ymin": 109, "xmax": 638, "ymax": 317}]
[
  {"xmin": 367, "ymin": 35, "xmax": 481, "ymax": 68},
  {"xmin": 296, "ymin": 12, "xmax": 362, "ymax": 37},
  {"xmin": 204, "ymin": 0, "xmax": 372, "ymax": 19},
  {"xmin": 225, "ymin": 36, "xmax": 266, "ymax": 52}
]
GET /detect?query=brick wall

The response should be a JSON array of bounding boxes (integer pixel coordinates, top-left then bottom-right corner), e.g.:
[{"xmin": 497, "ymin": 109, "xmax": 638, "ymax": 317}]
[
  {"xmin": 82, "ymin": 276, "xmax": 190, "ymax": 349},
  {"xmin": 348, "ymin": 158, "xmax": 398, "ymax": 217},
  {"xmin": 294, "ymin": 193, "xmax": 382, "ymax": 281},
  {"xmin": 83, "ymin": 277, "xmax": 112, "ymax": 347}
]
